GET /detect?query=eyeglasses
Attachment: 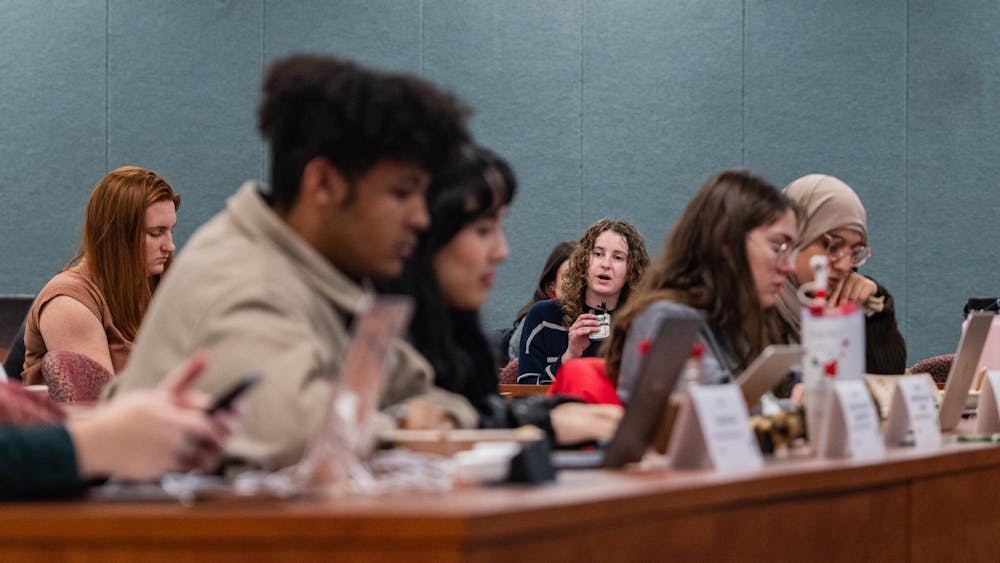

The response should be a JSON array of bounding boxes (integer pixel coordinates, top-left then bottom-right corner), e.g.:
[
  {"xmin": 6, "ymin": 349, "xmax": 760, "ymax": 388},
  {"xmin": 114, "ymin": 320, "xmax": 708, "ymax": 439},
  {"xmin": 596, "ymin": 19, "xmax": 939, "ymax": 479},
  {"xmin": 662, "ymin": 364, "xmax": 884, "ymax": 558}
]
[
  {"xmin": 752, "ymin": 235, "xmax": 798, "ymax": 266},
  {"xmin": 820, "ymin": 233, "xmax": 872, "ymax": 267}
]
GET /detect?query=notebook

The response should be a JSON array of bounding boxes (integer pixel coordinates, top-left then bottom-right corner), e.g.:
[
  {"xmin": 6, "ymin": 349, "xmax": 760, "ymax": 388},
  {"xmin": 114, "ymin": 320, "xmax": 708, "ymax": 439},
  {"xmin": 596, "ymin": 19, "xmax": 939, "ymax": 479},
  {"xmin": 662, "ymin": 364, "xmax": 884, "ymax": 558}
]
[{"xmin": 734, "ymin": 344, "xmax": 803, "ymax": 411}]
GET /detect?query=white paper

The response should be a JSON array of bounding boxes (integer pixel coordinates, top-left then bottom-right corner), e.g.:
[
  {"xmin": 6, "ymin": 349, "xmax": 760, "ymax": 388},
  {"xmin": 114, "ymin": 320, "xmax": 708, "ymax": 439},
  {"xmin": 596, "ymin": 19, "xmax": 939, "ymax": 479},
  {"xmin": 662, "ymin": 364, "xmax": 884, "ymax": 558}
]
[
  {"xmin": 817, "ymin": 380, "xmax": 885, "ymax": 461},
  {"xmin": 668, "ymin": 384, "xmax": 762, "ymax": 471},
  {"xmin": 975, "ymin": 371, "xmax": 1000, "ymax": 433},
  {"xmin": 801, "ymin": 306, "xmax": 866, "ymax": 388},
  {"xmin": 884, "ymin": 377, "xmax": 942, "ymax": 448}
]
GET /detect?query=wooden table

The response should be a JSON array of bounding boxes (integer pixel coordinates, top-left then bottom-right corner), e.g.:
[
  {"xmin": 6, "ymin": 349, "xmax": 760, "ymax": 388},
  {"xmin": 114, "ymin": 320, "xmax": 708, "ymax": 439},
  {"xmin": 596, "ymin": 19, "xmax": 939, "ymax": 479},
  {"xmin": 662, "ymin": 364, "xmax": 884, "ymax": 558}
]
[{"xmin": 1, "ymin": 440, "xmax": 998, "ymax": 562}]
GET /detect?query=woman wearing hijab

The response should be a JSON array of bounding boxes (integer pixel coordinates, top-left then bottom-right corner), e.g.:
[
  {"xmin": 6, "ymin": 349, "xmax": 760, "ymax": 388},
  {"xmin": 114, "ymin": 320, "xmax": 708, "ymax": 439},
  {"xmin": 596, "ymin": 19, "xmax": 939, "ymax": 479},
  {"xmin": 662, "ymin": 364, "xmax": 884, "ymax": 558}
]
[{"xmin": 776, "ymin": 174, "xmax": 906, "ymax": 374}]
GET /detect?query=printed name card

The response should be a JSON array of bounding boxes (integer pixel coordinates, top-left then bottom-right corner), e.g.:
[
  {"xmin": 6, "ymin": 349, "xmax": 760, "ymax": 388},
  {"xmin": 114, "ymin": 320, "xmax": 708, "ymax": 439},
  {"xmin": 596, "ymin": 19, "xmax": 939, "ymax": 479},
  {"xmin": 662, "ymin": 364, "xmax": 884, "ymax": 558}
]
[
  {"xmin": 816, "ymin": 380, "xmax": 885, "ymax": 461},
  {"xmin": 668, "ymin": 384, "xmax": 763, "ymax": 471},
  {"xmin": 976, "ymin": 371, "xmax": 1000, "ymax": 433},
  {"xmin": 884, "ymin": 376, "xmax": 942, "ymax": 448}
]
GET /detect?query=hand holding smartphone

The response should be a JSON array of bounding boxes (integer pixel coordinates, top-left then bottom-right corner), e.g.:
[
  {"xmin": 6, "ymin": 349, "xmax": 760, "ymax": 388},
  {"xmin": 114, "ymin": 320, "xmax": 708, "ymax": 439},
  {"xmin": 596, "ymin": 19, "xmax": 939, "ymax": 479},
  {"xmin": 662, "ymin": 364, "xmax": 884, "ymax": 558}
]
[{"xmin": 207, "ymin": 374, "xmax": 261, "ymax": 414}]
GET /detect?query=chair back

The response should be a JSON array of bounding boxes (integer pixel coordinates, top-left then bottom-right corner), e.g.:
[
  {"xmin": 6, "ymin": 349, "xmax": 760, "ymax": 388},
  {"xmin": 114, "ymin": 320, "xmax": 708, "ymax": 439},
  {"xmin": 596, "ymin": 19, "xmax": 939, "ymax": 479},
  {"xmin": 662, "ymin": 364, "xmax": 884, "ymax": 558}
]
[
  {"xmin": 910, "ymin": 354, "xmax": 954, "ymax": 385},
  {"xmin": 2, "ymin": 318, "xmax": 27, "ymax": 381},
  {"xmin": 0, "ymin": 295, "xmax": 33, "ymax": 346},
  {"xmin": 0, "ymin": 294, "xmax": 33, "ymax": 362}
]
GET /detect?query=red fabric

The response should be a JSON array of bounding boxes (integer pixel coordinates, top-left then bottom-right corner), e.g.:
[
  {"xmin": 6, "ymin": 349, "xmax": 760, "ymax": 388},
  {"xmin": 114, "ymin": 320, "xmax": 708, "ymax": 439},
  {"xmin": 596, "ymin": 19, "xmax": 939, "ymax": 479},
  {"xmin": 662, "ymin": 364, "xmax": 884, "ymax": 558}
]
[
  {"xmin": 41, "ymin": 351, "xmax": 114, "ymax": 403},
  {"xmin": 0, "ymin": 382, "xmax": 64, "ymax": 426},
  {"xmin": 498, "ymin": 358, "xmax": 519, "ymax": 385},
  {"xmin": 547, "ymin": 357, "xmax": 622, "ymax": 406}
]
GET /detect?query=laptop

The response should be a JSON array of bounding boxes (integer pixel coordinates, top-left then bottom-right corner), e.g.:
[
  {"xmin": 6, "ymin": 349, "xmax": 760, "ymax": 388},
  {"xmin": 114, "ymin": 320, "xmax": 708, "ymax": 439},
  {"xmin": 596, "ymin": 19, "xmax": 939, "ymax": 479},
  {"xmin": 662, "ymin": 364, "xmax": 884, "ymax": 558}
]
[
  {"xmin": 938, "ymin": 312, "xmax": 994, "ymax": 431},
  {"xmin": 552, "ymin": 313, "xmax": 703, "ymax": 469},
  {"xmin": 734, "ymin": 344, "xmax": 803, "ymax": 411}
]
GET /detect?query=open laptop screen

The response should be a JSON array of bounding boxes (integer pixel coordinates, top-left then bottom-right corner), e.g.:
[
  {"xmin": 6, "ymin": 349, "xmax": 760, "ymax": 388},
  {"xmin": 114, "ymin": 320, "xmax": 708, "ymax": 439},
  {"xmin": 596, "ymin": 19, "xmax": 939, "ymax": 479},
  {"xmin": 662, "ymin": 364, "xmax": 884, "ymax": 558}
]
[
  {"xmin": 601, "ymin": 314, "xmax": 703, "ymax": 468},
  {"xmin": 939, "ymin": 312, "xmax": 994, "ymax": 431}
]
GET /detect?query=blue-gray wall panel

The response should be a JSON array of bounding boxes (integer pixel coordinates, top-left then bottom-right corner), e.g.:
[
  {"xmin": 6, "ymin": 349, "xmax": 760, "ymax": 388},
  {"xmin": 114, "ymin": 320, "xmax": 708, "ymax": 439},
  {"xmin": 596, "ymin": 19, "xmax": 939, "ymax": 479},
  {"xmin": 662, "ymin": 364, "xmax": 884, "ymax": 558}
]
[
  {"xmin": 0, "ymin": 0, "xmax": 106, "ymax": 292},
  {"xmin": 264, "ymin": 0, "xmax": 419, "ymax": 72},
  {"xmin": 908, "ymin": 1, "xmax": 1000, "ymax": 359},
  {"xmin": 107, "ymin": 0, "xmax": 262, "ymax": 244},
  {"xmin": 582, "ymin": 0, "xmax": 743, "ymax": 251},
  {"xmin": 745, "ymin": 0, "xmax": 909, "ymax": 362},
  {"xmin": 422, "ymin": 0, "xmax": 583, "ymax": 331},
  {"xmin": 0, "ymin": 1, "xmax": 989, "ymax": 363}
]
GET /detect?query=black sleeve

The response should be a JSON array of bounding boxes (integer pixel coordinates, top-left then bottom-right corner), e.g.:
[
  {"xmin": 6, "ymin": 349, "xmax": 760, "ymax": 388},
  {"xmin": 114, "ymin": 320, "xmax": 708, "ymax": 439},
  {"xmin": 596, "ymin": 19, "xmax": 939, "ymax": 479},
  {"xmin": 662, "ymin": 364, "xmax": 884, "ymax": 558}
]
[
  {"xmin": 478, "ymin": 393, "xmax": 583, "ymax": 445},
  {"xmin": 865, "ymin": 284, "xmax": 908, "ymax": 374},
  {"xmin": 0, "ymin": 424, "xmax": 85, "ymax": 499}
]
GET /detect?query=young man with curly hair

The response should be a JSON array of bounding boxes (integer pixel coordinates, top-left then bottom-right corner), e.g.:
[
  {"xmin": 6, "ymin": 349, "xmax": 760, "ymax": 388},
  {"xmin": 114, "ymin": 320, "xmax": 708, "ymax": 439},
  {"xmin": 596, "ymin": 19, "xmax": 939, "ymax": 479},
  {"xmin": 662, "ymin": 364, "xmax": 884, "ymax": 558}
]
[{"xmin": 106, "ymin": 54, "xmax": 476, "ymax": 470}]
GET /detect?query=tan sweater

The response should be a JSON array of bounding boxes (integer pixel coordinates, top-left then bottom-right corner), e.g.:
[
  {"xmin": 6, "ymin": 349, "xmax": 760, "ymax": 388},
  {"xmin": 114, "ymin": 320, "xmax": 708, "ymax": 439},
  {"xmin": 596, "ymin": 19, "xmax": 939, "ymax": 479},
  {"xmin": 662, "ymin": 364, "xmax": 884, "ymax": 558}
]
[{"xmin": 105, "ymin": 182, "xmax": 477, "ymax": 470}]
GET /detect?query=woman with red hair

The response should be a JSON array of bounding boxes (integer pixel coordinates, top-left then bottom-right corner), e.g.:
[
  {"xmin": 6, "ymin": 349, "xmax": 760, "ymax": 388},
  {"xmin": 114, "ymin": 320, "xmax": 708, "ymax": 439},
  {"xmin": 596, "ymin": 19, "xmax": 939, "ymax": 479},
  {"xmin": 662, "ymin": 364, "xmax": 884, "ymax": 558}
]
[{"xmin": 22, "ymin": 166, "xmax": 180, "ymax": 384}]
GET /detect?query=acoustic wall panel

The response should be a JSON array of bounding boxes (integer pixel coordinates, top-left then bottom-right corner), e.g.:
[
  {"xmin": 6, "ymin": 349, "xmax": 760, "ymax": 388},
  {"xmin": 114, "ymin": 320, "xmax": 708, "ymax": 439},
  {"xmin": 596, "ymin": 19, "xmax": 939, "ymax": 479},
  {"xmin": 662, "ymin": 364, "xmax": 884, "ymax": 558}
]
[
  {"xmin": 107, "ymin": 0, "xmax": 263, "ymax": 244},
  {"xmin": 745, "ymin": 0, "xmax": 908, "ymax": 360},
  {"xmin": 582, "ymin": 0, "xmax": 744, "ymax": 251},
  {"xmin": 908, "ymin": 1, "xmax": 1000, "ymax": 358},
  {"xmin": 264, "ymin": 0, "xmax": 420, "ymax": 73},
  {"xmin": 0, "ymin": 0, "xmax": 106, "ymax": 292},
  {"xmin": 423, "ymin": 0, "xmax": 583, "ymax": 330}
]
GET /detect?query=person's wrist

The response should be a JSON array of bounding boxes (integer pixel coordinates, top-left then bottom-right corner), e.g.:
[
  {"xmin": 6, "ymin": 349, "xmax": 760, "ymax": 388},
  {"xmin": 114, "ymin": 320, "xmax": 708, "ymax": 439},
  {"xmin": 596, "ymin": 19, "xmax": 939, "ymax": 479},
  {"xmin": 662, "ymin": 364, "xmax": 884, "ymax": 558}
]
[{"xmin": 66, "ymin": 417, "xmax": 112, "ymax": 479}]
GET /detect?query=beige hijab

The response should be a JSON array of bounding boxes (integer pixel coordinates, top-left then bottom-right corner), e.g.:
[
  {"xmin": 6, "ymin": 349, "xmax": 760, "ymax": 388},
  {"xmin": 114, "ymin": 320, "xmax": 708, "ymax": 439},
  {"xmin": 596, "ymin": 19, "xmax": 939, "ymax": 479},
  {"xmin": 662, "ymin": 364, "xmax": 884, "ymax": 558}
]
[{"xmin": 775, "ymin": 174, "xmax": 868, "ymax": 339}]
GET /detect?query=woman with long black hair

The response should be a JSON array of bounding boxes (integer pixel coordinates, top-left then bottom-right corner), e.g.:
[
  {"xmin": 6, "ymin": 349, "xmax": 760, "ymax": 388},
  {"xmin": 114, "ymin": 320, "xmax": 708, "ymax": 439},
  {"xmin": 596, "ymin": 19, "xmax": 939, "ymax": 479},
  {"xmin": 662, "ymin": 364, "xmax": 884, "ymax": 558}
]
[{"xmin": 381, "ymin": 146, "xmax": 621, "ymax": 444}]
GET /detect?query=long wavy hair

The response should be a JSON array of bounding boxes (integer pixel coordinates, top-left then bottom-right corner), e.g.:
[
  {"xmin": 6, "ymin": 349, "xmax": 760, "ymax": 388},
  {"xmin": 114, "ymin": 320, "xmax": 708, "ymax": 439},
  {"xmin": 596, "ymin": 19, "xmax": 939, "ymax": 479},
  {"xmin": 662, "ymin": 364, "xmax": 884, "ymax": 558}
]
[
  {"xmin": 560, "ymin": 219, "xmax": 649, "ymax": 327},
  {"xmin": 68, "ymin": 166, "xmax": 180, "ymax": 341},
  {"xmin": 606, "ymin": 170, "xmax": 796, "ymax": 382}
]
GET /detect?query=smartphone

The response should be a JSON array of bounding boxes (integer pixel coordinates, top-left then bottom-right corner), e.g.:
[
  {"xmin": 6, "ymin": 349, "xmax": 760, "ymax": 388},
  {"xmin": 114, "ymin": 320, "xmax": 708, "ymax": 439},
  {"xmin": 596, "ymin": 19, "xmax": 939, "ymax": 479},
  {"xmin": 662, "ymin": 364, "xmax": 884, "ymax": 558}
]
[{"xmin": 207, "ymin": 374, "xmax": 261, "ymax": 414}]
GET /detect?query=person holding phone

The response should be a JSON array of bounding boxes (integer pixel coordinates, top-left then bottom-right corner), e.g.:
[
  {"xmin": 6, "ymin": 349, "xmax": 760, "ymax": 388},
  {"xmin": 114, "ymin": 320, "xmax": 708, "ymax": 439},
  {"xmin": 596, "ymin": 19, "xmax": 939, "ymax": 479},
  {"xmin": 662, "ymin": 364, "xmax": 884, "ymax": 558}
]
[
  {"xmin": 1, "ymin": 353, "xmax": 232, "ymax": 499},
  {"xmin": 775, "ymin": 174, "xmax": 906, "ymax": 374},
  {"xmin": 22, "ymin": 166, "xmax": 179, "ymax": 384},
  {"xmin": 607, "ymin": 170, "xmax": 799, "ymax": 398},
  {"xmin": 105, "ymin": 54, "xmax": 477, "ymax": 471}
]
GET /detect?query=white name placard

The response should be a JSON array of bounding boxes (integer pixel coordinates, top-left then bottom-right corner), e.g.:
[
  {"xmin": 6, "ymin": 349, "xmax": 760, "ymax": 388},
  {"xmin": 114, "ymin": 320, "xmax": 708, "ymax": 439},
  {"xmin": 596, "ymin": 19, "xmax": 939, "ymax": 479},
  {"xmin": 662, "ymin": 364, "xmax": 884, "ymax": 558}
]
[
  {"xmin": 976, "ymin": 371, "xmax": 1000, "ymax": 433},
  {"xmin": 884, "ymin": 376, "xmax": 942, "ymax": 448},
  {"xmin": 668, "ymin": 384, "xmax": 763, "ymax": 471},
  {"xmin": 816, "ymin": 380, "xmax": 885, "ymax": 461}
]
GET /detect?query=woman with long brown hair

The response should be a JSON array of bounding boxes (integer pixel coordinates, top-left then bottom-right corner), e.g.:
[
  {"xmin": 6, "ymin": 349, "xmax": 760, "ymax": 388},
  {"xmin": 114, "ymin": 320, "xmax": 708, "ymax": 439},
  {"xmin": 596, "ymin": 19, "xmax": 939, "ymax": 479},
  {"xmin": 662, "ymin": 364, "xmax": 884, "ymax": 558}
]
[
  {"xmin": 22, "ymin": 166, "xmax": 179, "ymax": 384},
  {"xmin": 606, "ymin": 170, "xmax": 798, "ymax": 400},
  {"xmin": 518, "ymin": 219, "xmax": 649, "ymax": 384}
]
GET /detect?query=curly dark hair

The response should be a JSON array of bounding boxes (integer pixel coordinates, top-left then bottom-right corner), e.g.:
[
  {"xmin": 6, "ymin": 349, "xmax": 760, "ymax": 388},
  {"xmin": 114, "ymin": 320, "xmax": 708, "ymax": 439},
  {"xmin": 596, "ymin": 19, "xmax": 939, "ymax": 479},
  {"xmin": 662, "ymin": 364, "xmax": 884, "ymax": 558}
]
[
  {"xmin": 560, "ymin": 219, "xmax": 650, "ymax": 327},
  {"xmin": 257, "ymin": 53, "xmax": 471, "ymax": 209}
]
